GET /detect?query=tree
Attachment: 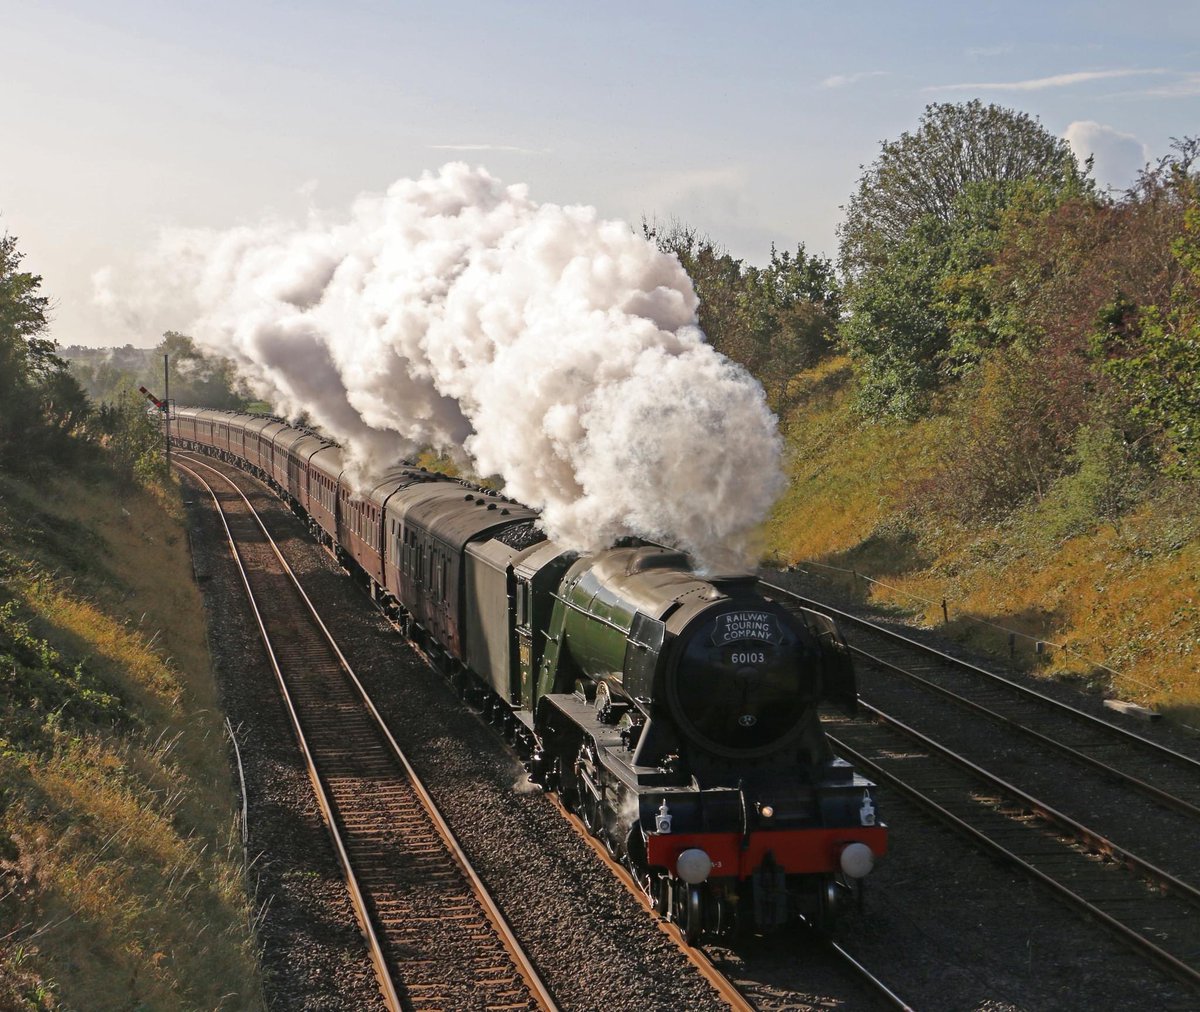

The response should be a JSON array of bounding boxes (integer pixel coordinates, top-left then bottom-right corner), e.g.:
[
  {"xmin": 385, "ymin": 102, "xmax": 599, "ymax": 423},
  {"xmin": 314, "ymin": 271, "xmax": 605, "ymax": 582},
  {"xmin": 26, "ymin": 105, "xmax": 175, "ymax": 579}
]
[
  {"xmin": 93, "ymin": 388, "xmax": 164, "ymax": 483},
  {"xmin": 838, "ymin": 214, "xmax": 953, "ymax": 416},
  {"xmin": 736, "ymin": 244, "xmax": 840, "ymax": 408},
  {"xmin": 1094, "ymin": 149, "xmax": 1200, "ymax": 477},
  {"xmin": 644, "ymin": 219, "xmax": 840, "ymax": 410},
  {"xmin": 0, "ymin": 233, "xmax": 90, "ymax": 467},
  {"xmin": 837, "ymin": 101, "xmax": 1091, "ymax": 415},
  {"xmin": 839, "ymin": 100, "xmax": 1084, "ymax": 279},
  {"xmin": 155, "ymin": 331, "xmax": 248, "ymax": 409}
]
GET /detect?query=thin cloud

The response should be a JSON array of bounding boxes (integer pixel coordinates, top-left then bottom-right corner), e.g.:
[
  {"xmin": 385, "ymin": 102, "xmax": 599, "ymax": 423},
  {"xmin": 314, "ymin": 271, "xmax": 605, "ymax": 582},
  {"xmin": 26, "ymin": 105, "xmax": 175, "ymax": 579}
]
[
  {"xmin": 635, "ymin": 165, "xmax": 755, "ymax": 232},
  {"xmin": 1132, "ymin": 72, "xmax": 1200, "ymax": 97},
  {"xmin": 926, "ymin": 68, "xmax": 1168, "ymax": 92},
  {"xmin": 820, "ymin": 70, "xmax": 889, "ymax": 90},
  {"xmin": 428, "ymin": 143, "xmax": 549, "ymax": 155}
]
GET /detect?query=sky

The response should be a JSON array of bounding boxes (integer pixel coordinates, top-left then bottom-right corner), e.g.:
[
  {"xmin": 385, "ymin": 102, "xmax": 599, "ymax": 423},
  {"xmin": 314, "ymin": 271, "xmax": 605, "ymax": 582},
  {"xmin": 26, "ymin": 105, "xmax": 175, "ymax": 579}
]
[{"xmin": 2, "ymin": 0, "xmax": 1197, "ymax": 348}]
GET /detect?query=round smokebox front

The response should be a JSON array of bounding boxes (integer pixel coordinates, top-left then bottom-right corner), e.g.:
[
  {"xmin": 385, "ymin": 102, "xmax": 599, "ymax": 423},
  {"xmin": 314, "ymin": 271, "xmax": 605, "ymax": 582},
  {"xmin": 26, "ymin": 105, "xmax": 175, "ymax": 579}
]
[{"xmin": 667, "ymin": 604, "xmax": 819, "ymax": 759}]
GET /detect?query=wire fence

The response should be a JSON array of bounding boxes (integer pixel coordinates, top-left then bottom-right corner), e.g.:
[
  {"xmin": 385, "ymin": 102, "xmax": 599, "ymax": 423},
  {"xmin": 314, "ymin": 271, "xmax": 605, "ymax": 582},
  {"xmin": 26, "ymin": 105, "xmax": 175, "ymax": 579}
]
[{"xmin": 786, "ymin": 558, "xmax": 1159, "ymax": 695}]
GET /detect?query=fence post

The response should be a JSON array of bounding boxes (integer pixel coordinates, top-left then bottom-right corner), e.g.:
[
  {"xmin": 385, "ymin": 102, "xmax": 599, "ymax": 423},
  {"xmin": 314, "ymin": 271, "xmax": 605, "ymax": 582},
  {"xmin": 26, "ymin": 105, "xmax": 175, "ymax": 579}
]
[{"xmin": 941, "ymin": 598, "xmax": 948, "ymax": 624}]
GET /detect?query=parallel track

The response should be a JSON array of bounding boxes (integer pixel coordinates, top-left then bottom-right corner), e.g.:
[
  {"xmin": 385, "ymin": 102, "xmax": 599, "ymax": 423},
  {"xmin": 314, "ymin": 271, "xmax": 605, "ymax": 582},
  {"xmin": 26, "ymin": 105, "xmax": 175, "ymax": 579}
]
[
  {"xmin": 765, "ymin": 583, "xmax": 1200, "ymax": 990},
  {"xmin": 177, "ymin": 454, "xmax": 558, "ymax": 1012},
  {"xmin": 825, "ymin": 707, "xmax": 1200, "ymax": 987},
  {"xmin": 766, "ymin": 585, "xmax": 1200, "ymax": 813}
]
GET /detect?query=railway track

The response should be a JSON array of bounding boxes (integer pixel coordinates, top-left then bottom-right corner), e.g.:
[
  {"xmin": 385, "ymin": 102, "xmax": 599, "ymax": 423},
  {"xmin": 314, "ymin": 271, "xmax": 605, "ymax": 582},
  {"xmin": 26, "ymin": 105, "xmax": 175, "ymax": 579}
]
[
  {"xmin": 766, "ymin": 582, "xmax": 1200, "ymax": 990},
  {"xmin": 826, "ymin": 706, "xmax": 1200, "ymax": 987},
  {"xmin": 766, "ymin": 585, "xmax": 1200, "ymax": 855},
  {"xmin": 176, "ymin": 454, "xmax": 557, "ymax": 1012},
  {"xmin": 811, "ymin": 594, "xmax": 1200, "ymax": 811}
]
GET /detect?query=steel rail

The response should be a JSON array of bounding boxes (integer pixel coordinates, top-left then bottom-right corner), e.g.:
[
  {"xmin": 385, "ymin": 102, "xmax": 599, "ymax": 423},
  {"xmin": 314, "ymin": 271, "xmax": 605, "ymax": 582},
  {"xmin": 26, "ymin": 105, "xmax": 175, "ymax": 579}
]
[
  {"xmin": 828, "ymin": 705, "xmax": 1200, "ymax": 990},
  {"xmin": 762, "ymin": 581, "xmax": 1200, "ymax": 774},
  {"xmin": 852, "ymin": 644, "xmax": 1200, "ymax": 820},
  {"xmin": 854, "ymin": 699, "xmax": 1200, "ymax": 908},
  {"xmin": 377, "ymin": 604, "xmax": 763, "ymax": 1012},
  {"xmin": 177, "ymin": 454, "xmax": 559, "ymax": 1011},
  {"xmin": 186, "ymin": 445, "xmax": 775, "ymax": 1011},
  {"xmin": 176, "ymin": 458, "xmax": 404, "ymax": 1011},
  {"xmin": 825, "ymin": 936, "xmax": 916, "ymax": 1011}
]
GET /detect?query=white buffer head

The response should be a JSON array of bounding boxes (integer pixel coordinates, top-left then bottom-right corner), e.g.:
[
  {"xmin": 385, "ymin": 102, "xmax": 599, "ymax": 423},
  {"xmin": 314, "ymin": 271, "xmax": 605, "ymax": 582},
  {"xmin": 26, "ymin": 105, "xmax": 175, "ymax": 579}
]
[{"xmin": 676, "ymin": 848, "xmax": 713, "ymax": 884}]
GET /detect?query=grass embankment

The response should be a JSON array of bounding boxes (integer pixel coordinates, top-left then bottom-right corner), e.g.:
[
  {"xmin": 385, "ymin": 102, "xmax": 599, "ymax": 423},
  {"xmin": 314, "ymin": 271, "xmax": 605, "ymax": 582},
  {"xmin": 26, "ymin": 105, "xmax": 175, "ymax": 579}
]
[
  {"xmin": 767, "ymin": 357, "xmax": 1200, "ymax": 724},
  {"xmin": 0, "ymin": 466, "xmax": 262, "ymax": 1009}
]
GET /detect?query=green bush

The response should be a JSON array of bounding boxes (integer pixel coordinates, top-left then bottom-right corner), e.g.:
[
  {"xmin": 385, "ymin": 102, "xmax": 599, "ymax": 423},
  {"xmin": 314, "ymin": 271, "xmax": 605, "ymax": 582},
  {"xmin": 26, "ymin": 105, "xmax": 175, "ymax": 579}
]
[
  {"xmin": 94, "ymin": 389, "xmax": 166, "ymax": 487},
  {"xmin": 1028, "ymin": 425, "xmax": 1146, "ymax": 543}
]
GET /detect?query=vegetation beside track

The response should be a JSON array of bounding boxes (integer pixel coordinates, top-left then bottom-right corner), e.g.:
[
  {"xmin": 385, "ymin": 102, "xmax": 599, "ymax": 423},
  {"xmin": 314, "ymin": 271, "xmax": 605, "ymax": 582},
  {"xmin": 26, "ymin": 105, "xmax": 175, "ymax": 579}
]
[
  {"xmin": 766, "ymin": 354, "xmax": 1200, "ymax": 723},
  {"xmin": 0, "ymin": 463, "xmax": 262, "ymax": 1010}
]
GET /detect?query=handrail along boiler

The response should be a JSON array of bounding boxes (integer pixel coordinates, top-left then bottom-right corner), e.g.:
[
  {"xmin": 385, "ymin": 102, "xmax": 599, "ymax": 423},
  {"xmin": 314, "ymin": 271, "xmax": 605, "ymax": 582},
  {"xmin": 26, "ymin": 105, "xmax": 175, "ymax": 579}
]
[{"xmin": 171, "ymin": 406, "xmax": 887, "ymax": 941}]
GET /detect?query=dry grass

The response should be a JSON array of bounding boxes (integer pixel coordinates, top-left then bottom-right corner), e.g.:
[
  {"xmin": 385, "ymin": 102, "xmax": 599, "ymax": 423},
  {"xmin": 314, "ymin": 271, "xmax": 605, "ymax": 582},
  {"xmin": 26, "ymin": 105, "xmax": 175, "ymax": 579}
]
[
  {"xmin": 769, "ymin": 359, "xmax": 1200, "ymax": 725},
  {"xmin": 0, "ymin": 466, "xmax": 263, "ymax": 1010},
  {"xmin": 767, "ymin": 358, "xmax": 953, "ymax": 561}
]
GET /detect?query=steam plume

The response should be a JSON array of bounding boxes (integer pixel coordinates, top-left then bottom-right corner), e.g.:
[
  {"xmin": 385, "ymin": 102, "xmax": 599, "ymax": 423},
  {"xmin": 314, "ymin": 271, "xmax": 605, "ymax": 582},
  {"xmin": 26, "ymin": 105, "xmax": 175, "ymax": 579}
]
[{"xmin": 98, "ymin": 164, "xmax": 784, "ymax": 569}]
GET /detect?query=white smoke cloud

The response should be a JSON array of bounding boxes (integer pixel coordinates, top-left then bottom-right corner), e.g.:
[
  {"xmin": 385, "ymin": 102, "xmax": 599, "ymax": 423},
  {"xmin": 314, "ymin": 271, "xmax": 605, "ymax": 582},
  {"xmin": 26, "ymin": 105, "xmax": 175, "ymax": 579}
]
[
  {"xmin": 96, "ymin": 163, "xmax": 785, "ymax": 570},
  {"xmin": 1064, "ymin": 120, "xmax": 1149, "ymax": 191}
]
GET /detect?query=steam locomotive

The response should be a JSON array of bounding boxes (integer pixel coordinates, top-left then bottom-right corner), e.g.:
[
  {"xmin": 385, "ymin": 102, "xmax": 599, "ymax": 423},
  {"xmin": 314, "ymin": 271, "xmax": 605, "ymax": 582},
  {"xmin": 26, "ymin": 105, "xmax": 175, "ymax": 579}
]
[{"xmin": 171, "ymin": 407, "xmax": 887, "ymax": 942}]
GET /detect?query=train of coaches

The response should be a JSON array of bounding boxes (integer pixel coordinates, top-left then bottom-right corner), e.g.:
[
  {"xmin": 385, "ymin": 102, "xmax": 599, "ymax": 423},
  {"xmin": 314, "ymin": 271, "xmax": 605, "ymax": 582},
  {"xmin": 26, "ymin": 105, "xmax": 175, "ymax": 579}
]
[{"xmin": 171, "ymin": 406, "xmax": 887, "ymax": 942}]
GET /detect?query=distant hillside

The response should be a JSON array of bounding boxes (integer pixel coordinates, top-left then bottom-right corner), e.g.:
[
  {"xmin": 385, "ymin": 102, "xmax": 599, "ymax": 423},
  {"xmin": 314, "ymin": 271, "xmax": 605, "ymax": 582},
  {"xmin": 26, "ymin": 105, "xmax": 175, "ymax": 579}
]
[{"xmin": 59, "ymin": 332, "xmax": 251, "ymax": 411}]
